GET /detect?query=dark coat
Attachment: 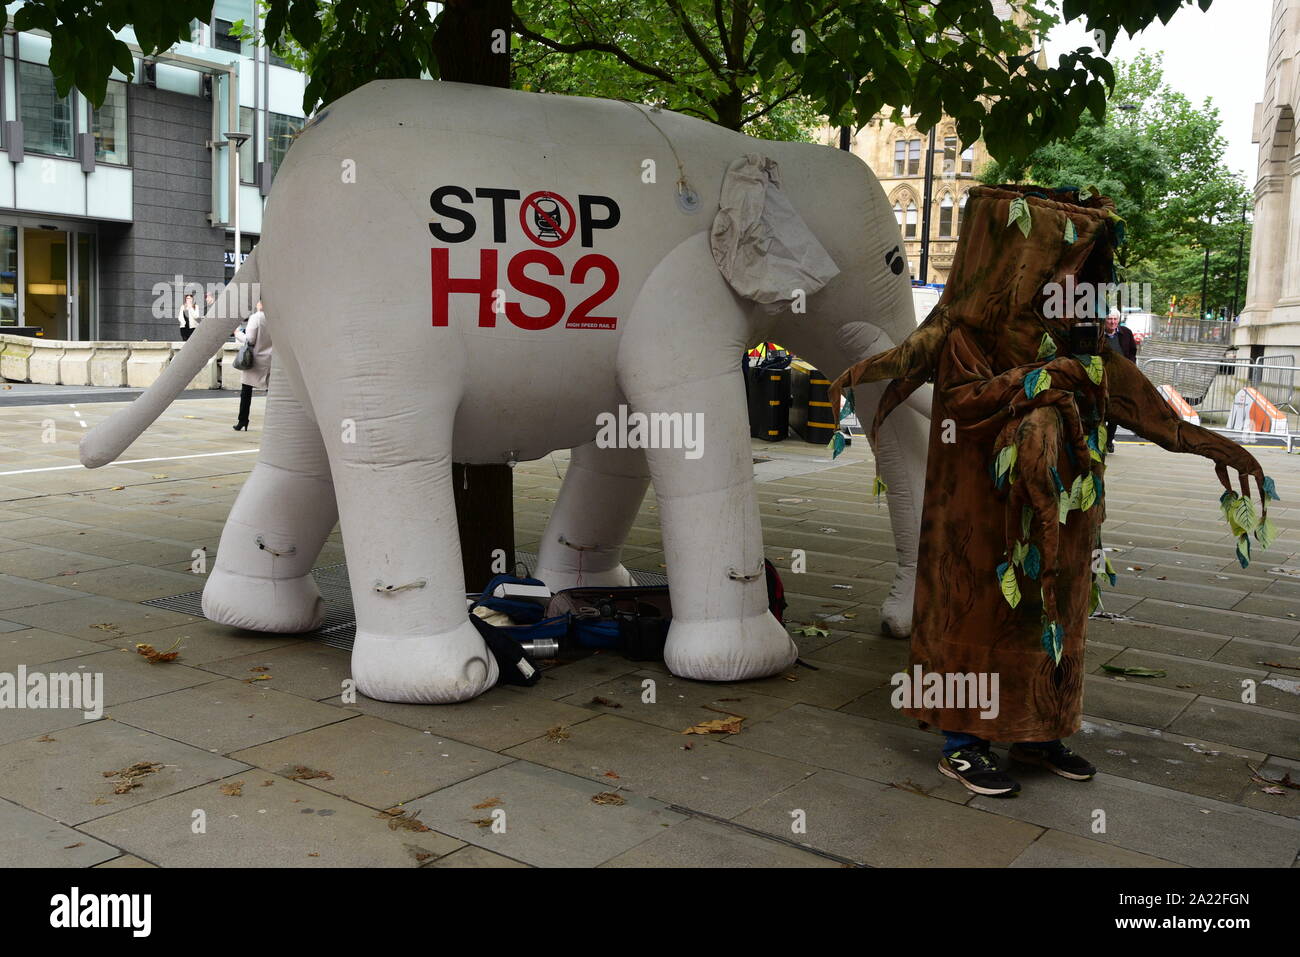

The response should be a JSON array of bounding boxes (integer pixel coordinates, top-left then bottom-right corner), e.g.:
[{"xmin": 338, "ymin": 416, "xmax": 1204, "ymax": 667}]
[{"xmin": 1106, "ymin": 326, "xmax": 1137, "ymax": 363}]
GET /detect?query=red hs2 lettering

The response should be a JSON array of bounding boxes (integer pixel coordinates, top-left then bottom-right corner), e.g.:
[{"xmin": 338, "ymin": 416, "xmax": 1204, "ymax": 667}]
[{"xmin": 430, "ymin": 186, "xmax": 622, "ymax": 330}]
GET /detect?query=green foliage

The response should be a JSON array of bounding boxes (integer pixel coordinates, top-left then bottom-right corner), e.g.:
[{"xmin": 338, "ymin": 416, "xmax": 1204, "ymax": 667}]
[
  {"xmin": 983, "ymin": 50, "xmax": 1250, "ymax": 313},
  {"xmin": 20, "ymin": 0, "xmax": 1220, "ymax": 163}
]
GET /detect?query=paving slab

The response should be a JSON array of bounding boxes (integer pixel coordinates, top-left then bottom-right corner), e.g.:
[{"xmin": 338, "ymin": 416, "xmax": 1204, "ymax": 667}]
[
  {"xmin": 556, "ymin": 669, "xmax": 796, "ymax": 734},
  {"xmin": 0, "ymin": 594, "xmax": 200, "ymax": 641},
  {"xmin": 200, "ymin": 640, "xmax": 351, "ymax": 699},
  {"xmin": 0, "ymin": 719, "xmax": 248, "ymax": 825},
  {"xmin": 0, "ymin": 544, "xmax": 128, "ymax": 579},
  {"xmin": 40, "ymin": 563, "xmax": 208, "ymax": 602},
  {"xmin": 423, "ymin": 845, "xmax": 531, "ymax": 868},
  {"xmin": 722, "ymin": 702, "xmax": 971, "ymax": 804},
  {"xmin": 326, "ymin": 685, "xmax": 600, "ymax": 752},
  {"xmin": 80, "ymin": 771, "xmax": 464, "ymax": 867},
  {"xmin": 1085, "ymin": 617, "xmax": 1229, "ymax": 659},
  {"xmin": 1080, "ymin": 673, "xmax": 1196, "ymax": 729},
  {"xmin": 969, "ymin": 770, "xmax": 1300, "ymax": 868},
  {"xmin": 511, "ymin": 652, "xmax": 646, "ymax": 701},
  {"xmin": 108, "ymin": 677, "xmax": 351, "ymax": 755},
  {"xmin": 1009, "ymin": 828, "xmax": 1183, "ymax": 868},
  {"xmin": 734, "ymin": 768, "xmax": 1042, "ymax": 867},
  {"xmin": 0, "ymin": 628, "xmax": 107, "ymax": 669},
  {"xmin": 1095, "ymin": 648, "xmax": 1296, "ymax": 712},
  {"xmin": 104, "ymin": 618, "xmax": 306, "ymax": 665},
  {"xmin": 93, "ymin": 854, "xmax": 158, "ymax": 868},
  {"xmin": 503, "ymin": 713, "xmax": 817, "ymax": 819},
  {"xmin": 230, "ymin": 715, "xmax": 511, "ymax": 809},
  {"xmin": 1168, "ymin": 696, "xmax": 1300, "ymax": 762},
  {"xmin": 1125, "ymin": 598, "xmax": 1300, "ymax": 643},
  {"xmin": 600, "ymin": 815, "xmax": 842, "ymax": 867},
  {"xmin": 403, "ymin": 761, "xmax": 686, "ymax": 868},
  {"xmin": 0, "ymin": 795, "xmax": 121, "ymax": 867}
]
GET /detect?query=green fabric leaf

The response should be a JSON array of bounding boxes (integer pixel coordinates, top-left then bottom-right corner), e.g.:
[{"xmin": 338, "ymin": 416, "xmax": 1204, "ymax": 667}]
[
  {"xmin": 1263, "ymin": 476, "xmax": 1280, "ymax": 501},
  {"xmin": 1000, "ymin": 562, "xmax": 1021, "ymax": 608},
  {"xmin": 995, "ymin": 445, "xmax": 1017, "ymax": 483},
  {"xmin": 827, "ymin": 431, "xmax": 846, "ymax": 459},
  {"xmin": 1104, "ymin": 553, "xmax": 1118, "ymax": 587},
  {"xmin": 839, "ymin": 387, "xmax": 856, "ymax": 423},
  {"xmin": 873, "ymin": 475, "xmax": 888, "ymax": 497},
  {"xmin": 1007, "ymin": 196, "xmax": 1032, "ymax": 237},
  {"xmin": 1037, "ymin": 333, "xmax": 1057, "ymax": 360},
  {"xmin": 1021, "ymin": 505, "xmax": 1033, "ymax": 539},
  {"xmin": 1228, "ymin": 496, "xmax": 1258, "ymax": 537},
  {"xmin": 1255, "ymin": 516, "xmax": 1278, "ymax": 550},
  {"xmin": 1049, "ymin": 466, "xmax": 1065, "ymax": 494},
  {"xmin": 1080, "ymin": 474, "xmax": 1097, "ymax": 511},
  {"xmin": 1041, "ymin": 620, "xmax": 1063, "ymax": 664},
  {"xmin": 1022, "ymin": 369, "xmax": 1051, "ymax": 398},
  {"xmin": 1236, "ymin": 533, "xmax": 1252, "ymax": 569},
  {"xmin": 1089, "ymin": 577, "xmax": 1102, "ymax": 614},
  {"xmin": 1101, "ymin": 665, "xmax": 1167, "ymax": 678},
  {"xmin": 1024, "ymin": 544, "xmax": 1042, "ymax": 580},
  {"xmin": 1084, "ymin": 354, "xmax": 1104, "ymax": 385},
  {"xmin": 1064, "ymin": 218, "xmax": 1077, "ymax": 244},
  {"xmin": 1012, "ymin": 541, "xmax": 1028, "ymax": 565}
]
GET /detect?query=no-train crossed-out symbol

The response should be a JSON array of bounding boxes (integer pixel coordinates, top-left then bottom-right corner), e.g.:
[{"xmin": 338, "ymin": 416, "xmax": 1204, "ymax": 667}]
[{"xmin": 519, "ymin": 190, "xmax": 576, "ymax": 248}]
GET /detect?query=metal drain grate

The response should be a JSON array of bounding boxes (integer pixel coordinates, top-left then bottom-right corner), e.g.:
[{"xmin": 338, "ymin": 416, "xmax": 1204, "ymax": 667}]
[{"xmin": 141, "ymin": 553, "xmax": 669, "ymax": 652}]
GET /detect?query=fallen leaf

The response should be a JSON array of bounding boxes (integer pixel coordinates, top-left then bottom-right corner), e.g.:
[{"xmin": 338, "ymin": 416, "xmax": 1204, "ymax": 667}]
[
  {"xmin": 242, "ymin": 674, "xmax": 272, "ymax": 683},
  {"xmin": 103, "ymin": 761, "xmax": 163, "ymax": 794},
  {"xmin": 589, "ymin": 696, "xmax": 622, "ymax": 709},
  {"xmin": 288, "ymin": 766, "xmax": 334, "ymax": 781},
  {"xmin": 36, "ymin": 734, "xmax": 56, "ymax": 743},
  {"xmin": 1264, "ymin": 661, "xmax": 1300, "ymax": 671},
  {"xmin": 471, "ymin": 817, "xmax": 495, "ymax": 828},
  {"xmin": 471, "ymin": 797, "xmax": 502, "ymax": 810},
  {"xmin": 681, "ymin": 716, "xmax": 744, "ymax": 735},
  {"xmin": 220, "ymin": 780, "xmax": 244, "ymax": 797},
  {"xmin": 260, "ymin": 779, "xmax": 274, "ymax": 787},
  {"xmin": 65, "ymin": 842, "xmax": 84, "ymax": 849},
  {"xmin": 249, "ymin": 666, "xmax": 271, "ymax": 673},
  {"xmin": 109, "ymin": 486, "xmax": 125, "ymax": 491},
  {"xmin": 135, "ymin": 638, "xmax": 183, "ymax": 664},
  {"xmin": 545, "ymin": 725, "xmax": 571, "ymax": 742},
  {"xmin": 603, "ymin": 770, "xmax": 620, "ymax": 779},
  {"xmin": 1101, "ymin": 665, "xmax": 1166, "ymax": 678},
  {"xmin": 591, "ymin": 791, "xmax": 625, "ymax": 806},
  {"xmin": 151, "ymin": 474, "xmax": 168, "ymax": 479},
  {"xmin": 378, "ymin": 807, "xmax": 430, "ymax": 832}
]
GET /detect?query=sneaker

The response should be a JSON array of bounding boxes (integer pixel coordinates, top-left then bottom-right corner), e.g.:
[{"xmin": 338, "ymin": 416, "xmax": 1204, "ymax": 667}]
[
  {"xmin": 938, "ymin": 748, "xmax": 1021, "ymax": 797},
  {"xmin": 1009, "ymin": 741, "xmax": 1097, "ymax": 780}
]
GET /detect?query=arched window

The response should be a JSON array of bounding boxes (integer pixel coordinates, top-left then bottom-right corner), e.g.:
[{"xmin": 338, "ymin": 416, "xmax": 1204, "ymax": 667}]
[
  {"xmin": 961, "ymin": 145, "xmax": 974, "ymax": 174},
  {"xmin": 908, "ymin": 138, "xmax": 921, "ymax": 175},
  {"xmin": 939, "ymin": 194, "xmax": 954, "ymax": 237},
  {"xmin": 893, "ymin": 202, "xmax": 904, "ymax": 230},
  {"xmin": 905, "ymin": 201, "xmax": 918, "ymax": 238}
]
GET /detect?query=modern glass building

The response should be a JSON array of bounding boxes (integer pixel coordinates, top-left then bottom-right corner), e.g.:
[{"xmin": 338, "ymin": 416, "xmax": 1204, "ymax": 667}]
[{"xmin": 0, "ymin": 1, "xmax": 307, "ymax": 341}]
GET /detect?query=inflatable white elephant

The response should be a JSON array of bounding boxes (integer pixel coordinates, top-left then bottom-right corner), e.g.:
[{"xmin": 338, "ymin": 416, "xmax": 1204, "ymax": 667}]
[{"xmin": 81, "ymin": 80, "xmax": 930, "ymax": 704}]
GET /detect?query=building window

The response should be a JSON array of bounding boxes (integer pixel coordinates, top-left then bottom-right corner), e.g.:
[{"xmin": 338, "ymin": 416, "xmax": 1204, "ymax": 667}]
[
  {"xmin": 893, "ymin": 140, "xmax": 906, "ymax": 176},
  {"xmin": 958, "ymin": 192, "xmax": 968, "ymax": 232},
  {"xmin": 904, "ymin": 201, "xmax": 917, "ymax": 239},
  {"xmin": 214, "ymin": 0, "xmax": 255, "ymax": 56},
  {"xmin": 943, "ymin": 136, "xmax": 958, "ymax": 176},
  {"xmin": 19, "ymin": 61, "xmax": 74, "ymax": 158},
  {"xmin": 939, "ymin": 194, "xmax": 954, "ymax": 237},
  {"xmin": 0, "ymin": 225, "xmax": 15, "ymax": 327},
  {"xmin": 893, "ymin": 202, "xmax": 904, "ymax": 230},
  {"xmin": 92, "ymin": 80, "xmax": 129, "ymax": 164},
  {"xmin": 239, "ymin": 106, "xmax": 256, "ymax": 184},
  {"xmin": 267, "ymin": 112, "xmax": 305, "ymax": 178},
  {"xmin": 907, "ymin": 138, "xmax": 921, "ymax": 175},
  {"xmin": 961, "ymin": 145, "xmax": 974, "ymax": 174}
]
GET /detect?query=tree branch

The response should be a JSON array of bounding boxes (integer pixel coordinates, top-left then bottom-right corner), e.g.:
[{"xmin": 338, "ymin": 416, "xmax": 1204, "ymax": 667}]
[
  {"xmin": 511, "ymin": 14, "xmax": 677, "ymax": 84},
  {"xmin": 664, "ymin": 0, "xmax": 726, "ymax": 77}
]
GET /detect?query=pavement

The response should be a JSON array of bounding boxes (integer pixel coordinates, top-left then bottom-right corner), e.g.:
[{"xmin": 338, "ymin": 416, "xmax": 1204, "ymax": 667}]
[{"xmin": 1, "ymin": 389, "xmax": 1299, "ymax": 868}]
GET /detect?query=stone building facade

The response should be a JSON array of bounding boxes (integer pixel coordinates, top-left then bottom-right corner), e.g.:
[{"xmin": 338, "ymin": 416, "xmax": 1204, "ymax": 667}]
[{"xmin": 1238, "ymin": 0, "xmax": 1300, "ymax": 358}]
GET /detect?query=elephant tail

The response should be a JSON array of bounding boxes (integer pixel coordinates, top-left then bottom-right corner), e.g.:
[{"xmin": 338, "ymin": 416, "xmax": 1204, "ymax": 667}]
[{"xmin": 80, "ymin": 248, "xmax": 261, "ymax": 468}]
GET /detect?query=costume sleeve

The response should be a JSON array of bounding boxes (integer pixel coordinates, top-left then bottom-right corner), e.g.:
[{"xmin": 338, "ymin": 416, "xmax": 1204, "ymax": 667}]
[{"xmin": 1103, "ymin": 350, "xmax": 1264, "ymax": 493}]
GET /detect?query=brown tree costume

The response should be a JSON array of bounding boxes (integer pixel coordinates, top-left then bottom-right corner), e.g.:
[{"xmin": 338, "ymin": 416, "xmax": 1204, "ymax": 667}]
[{"xmin": 834, "ymin": 185, "xmax": 1274, "ymax": 742}]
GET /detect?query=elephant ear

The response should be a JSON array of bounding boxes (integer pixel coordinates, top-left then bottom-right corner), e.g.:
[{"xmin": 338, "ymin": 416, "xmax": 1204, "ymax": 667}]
[{"xmin": 710, "ymin": 154, "xmax": 840, "ymax": 313}]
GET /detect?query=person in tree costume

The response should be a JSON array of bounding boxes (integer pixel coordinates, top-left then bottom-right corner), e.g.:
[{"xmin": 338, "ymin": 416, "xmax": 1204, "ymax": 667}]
[{"xmin": 833, "ymin": 184, "xmax": 1280, "ymax": 797}]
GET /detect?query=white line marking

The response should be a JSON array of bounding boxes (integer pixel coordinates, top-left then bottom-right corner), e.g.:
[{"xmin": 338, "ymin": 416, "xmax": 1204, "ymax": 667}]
[{"xmin": 0, "ymin": 449, "xmax": 257, "ymax": 476}]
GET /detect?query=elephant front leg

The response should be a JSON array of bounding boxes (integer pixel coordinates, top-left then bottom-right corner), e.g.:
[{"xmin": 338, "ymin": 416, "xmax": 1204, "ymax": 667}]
[
  {"xmin": 310, "ymin": 380, "xmax": 497, "ymax": 705},
  {"xmin": 203, "ymin": 359, "xmax": 337, "ymax": 632},
  {"xmin": 626, "ymin": 373, "xmax": 798, "ymax": 682},
  {"xmin": 534, "ymin": 441, "xmax": 650, "ymax": 590}
]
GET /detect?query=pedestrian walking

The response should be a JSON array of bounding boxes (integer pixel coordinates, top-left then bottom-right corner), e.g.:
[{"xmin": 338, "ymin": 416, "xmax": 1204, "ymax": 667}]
[
  {"xmin": 233, "ymin": 300, "xmax": 272, "ymax": 431},
  {"xmin": 177, "ymin": 293, "xmax": 201, "ymax": 341}
]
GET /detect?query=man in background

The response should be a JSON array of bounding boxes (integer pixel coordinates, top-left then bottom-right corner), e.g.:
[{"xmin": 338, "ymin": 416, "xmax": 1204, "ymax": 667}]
[{"xmin": 1103, "ymin": 309, "xmax": 1138, "ymax": 453}]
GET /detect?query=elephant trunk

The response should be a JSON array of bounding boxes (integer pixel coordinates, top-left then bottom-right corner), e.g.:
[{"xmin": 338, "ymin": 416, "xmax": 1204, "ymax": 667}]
[{"xmin": 80, "ymin": 249, "xmax": 261, "ymax": 468}]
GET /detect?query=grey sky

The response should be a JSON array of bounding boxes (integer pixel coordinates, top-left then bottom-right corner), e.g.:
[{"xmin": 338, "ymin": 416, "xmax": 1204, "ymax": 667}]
[{"xmin": 1045, "ymin": 0, "xmax": 1271, "ymax": 181}]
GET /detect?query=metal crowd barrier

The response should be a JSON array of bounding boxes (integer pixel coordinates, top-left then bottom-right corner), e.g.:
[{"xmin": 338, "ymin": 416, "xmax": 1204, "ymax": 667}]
[{"xmin": 1137, "ymin": 356, "xmax": 1300, "ymax": 450}]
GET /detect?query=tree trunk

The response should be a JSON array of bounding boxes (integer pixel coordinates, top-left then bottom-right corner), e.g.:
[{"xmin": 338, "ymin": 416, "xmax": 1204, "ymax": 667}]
[{"xmin": 434, "ymin": 0, "xmax": 516, "ymax": 590}]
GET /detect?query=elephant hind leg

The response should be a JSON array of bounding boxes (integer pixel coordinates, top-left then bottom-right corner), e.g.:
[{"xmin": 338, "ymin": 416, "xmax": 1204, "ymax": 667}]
[
  {"xmin": 202, "ymin": 360, "xmax": 338, "ymax": 633},
  {"xmin": 534, "ymin": 441, "xmax": 650, "ymax": 590}
]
